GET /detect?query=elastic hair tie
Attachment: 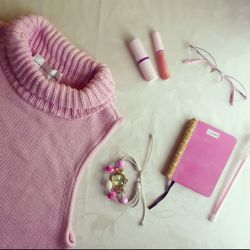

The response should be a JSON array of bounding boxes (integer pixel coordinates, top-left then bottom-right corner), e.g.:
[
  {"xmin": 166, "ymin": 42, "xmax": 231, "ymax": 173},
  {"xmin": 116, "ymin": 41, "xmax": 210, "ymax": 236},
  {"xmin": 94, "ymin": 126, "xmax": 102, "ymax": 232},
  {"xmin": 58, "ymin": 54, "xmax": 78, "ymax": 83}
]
[{"xmin": 103, "ymin": 134, "xmax": 153, "ymax": 225}]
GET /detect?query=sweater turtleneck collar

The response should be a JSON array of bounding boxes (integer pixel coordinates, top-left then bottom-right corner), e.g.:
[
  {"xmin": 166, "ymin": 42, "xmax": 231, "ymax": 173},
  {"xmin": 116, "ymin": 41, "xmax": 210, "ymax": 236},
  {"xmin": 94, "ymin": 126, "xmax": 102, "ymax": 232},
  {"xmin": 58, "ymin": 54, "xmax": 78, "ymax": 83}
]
[{"xmin": 0, "ymin": 15, "xmax": 115, "ymax": 119}]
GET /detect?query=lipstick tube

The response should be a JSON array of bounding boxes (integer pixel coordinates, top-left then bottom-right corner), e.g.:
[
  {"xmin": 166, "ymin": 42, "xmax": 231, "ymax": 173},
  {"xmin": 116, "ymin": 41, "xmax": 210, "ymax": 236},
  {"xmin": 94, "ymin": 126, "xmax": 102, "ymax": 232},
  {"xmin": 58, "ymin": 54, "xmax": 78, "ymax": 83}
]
[
  {"xmin": 129, "ymin": 38, "xmax": 158, "ymax": 82},
  {"xmin": 152, "ymin": 31, "xmax": 170, "ymax": 80}
]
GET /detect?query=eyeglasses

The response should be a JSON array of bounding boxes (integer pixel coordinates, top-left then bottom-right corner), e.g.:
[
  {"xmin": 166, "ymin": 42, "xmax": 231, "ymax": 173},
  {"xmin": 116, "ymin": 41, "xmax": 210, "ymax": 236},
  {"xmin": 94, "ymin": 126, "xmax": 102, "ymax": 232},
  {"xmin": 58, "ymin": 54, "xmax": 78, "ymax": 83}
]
[{"xmin": 182, "ymin": 44, "xmax": 247, "ymax": 105}]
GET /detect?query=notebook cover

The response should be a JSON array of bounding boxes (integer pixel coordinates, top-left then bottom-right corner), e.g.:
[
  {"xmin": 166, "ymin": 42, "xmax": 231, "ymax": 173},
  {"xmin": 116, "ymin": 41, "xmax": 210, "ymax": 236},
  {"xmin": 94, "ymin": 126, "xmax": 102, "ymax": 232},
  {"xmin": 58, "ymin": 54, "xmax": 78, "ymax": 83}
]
[{"xmin": 166, "ymin": 119, "xmax": 237, "ymax": 197}]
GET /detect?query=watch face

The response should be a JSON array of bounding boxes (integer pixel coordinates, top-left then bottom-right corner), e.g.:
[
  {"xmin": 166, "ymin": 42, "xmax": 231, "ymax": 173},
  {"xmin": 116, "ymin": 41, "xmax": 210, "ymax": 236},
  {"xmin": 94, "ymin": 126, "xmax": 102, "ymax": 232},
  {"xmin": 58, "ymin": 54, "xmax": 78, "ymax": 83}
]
[{"xmin": 111, "ymin": 173, "xmax": 127, "ymax": 189}]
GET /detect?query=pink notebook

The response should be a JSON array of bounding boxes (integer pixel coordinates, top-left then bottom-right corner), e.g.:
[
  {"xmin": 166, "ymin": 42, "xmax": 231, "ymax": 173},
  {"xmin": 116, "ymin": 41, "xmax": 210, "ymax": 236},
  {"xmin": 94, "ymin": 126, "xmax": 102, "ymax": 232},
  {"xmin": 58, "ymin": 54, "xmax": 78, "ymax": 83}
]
[{"xmin": 166, "ymin": 119, "xmax": 237, "ymax": 197}]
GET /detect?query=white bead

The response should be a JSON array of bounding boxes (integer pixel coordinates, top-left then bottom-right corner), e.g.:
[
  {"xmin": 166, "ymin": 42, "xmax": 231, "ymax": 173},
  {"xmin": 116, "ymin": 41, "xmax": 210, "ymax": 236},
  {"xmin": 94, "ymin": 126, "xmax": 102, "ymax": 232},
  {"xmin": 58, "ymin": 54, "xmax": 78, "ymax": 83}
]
[
  {"xmin": 106, "ymin": 180, "xmax": 113, "ymax": 191},
  {"xmin": 136, "ymin": 181, "xmax": 141, "ymax": 190}
]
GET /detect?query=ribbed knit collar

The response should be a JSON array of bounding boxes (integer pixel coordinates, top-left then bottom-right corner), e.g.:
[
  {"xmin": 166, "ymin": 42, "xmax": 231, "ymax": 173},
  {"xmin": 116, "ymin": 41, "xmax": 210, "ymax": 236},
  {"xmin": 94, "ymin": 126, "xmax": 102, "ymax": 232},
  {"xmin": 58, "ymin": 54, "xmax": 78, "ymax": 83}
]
[{"xmin": 0, "ymin": 15, "xmax": 115, "ymax": 119}]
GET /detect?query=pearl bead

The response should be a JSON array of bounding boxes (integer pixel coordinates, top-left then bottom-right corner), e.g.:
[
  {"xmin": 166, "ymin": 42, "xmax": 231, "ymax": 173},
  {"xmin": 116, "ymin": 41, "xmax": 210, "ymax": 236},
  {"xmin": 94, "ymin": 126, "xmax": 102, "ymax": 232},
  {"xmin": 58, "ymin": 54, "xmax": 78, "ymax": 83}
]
[
  {"xmin": 117, "ymin": 160, "xmax": 125, "ymax": 169},
  {"xmin": 106, "ymin": 180, "xmax": 113, "ymax": 191},
  {"xmin": 104, "ymin": 165, "xmax": 115, "ymax": 173},
  {"xmin": 107, "ymin": 191, "xmax": 117, "ymax": 200},
  {"xmin": 120, "ymin": 197, "xmax": 128, "ymax": 204},
  {"xmin": 136, "ymin": 181, "xmax": 141, "ymax": 190}
]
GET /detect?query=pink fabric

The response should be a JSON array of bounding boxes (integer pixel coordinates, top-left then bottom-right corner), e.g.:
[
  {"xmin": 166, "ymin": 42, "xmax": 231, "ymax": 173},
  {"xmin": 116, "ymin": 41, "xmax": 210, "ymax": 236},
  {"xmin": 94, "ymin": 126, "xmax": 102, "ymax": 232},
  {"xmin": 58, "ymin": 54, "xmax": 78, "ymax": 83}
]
[
  {"xmin": 172, "ymin": 120, "xmax": 237, "ymax": 197},
  {"xmin": 0, "ymin": 15, "xmax": 123, "ymax": 248}
]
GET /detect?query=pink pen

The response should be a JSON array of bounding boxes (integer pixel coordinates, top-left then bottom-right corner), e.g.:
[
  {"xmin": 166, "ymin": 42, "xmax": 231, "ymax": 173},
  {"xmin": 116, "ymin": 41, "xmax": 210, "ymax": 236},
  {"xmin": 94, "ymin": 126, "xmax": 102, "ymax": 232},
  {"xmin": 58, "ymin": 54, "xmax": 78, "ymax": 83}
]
[{"xmin": 209, "ymin": 136, "xmax": 250, "ymax": 222}]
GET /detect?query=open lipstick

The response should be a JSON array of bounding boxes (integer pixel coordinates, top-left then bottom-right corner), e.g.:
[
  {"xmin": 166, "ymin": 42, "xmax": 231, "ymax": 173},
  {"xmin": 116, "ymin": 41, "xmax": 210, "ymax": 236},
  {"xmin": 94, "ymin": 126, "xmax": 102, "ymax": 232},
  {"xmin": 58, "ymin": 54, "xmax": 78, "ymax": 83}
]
[{"xmin": 152, "ymin": 31, "xmax": 171, "ymax": 80}]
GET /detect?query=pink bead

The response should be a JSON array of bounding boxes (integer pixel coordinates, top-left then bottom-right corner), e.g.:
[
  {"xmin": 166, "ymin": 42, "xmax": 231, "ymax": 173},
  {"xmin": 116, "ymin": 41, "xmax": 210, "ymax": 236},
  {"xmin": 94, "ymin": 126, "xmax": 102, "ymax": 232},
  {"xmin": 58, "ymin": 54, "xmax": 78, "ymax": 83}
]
[
  {"xmin": 120, "ymin": 197, "xmax": 128, "ymax": 204},
  {"xmin": 107, "ymin": 191, "xmax": 117, "ymax": 200},
  {"xmin": 117, "ymin": 160, "xmax": 125, "ymax": 169},
  {"xmin": 104, "ymin": 165, "xmax": 115, "ymax": 173}
]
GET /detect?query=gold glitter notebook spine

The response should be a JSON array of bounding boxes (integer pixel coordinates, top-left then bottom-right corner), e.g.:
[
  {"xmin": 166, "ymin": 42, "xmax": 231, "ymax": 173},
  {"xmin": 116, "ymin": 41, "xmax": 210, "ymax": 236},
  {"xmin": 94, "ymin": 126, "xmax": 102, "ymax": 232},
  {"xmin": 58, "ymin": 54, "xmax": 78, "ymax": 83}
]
[{"xmin": 166, "ymin": 118, "xmax": 199, "ymax": 179}]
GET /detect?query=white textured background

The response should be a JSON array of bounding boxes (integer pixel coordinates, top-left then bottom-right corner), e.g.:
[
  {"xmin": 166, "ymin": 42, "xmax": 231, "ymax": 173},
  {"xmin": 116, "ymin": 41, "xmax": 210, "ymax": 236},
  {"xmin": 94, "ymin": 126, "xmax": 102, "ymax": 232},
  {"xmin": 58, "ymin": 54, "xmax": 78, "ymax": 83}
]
[{"xmin": 1, "ymin": 0, "xmax": 250, "ymax": 248}]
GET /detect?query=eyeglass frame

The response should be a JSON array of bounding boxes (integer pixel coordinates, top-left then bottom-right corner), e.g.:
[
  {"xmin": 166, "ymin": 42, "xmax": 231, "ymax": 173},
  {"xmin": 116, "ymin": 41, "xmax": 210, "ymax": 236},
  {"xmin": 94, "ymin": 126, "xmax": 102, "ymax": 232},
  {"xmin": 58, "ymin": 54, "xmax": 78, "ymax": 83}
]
[{"xmin": 182, "ymin": 44, "xmax": 247, "ymax": 105}]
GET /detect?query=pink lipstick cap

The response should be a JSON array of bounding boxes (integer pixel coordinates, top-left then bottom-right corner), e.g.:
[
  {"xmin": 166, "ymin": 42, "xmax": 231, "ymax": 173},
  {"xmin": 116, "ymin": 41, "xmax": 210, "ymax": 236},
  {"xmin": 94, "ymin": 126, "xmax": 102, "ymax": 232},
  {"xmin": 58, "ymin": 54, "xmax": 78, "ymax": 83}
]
[
  {"xmin": 152, "ymin": 31, "xmax": 164, "ymax": 52},
  {"xmin": 129, "ymin": 38, "xmax": 158, "ymax": 82}
]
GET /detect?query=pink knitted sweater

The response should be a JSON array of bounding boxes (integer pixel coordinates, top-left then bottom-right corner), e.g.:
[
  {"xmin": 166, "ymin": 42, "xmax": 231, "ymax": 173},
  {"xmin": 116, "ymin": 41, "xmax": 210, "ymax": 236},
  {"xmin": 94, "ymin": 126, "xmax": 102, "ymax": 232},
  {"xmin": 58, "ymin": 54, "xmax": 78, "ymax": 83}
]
[{"xmin": 0, "ymin": 15, "xmax": 122, "ymax": 248}]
